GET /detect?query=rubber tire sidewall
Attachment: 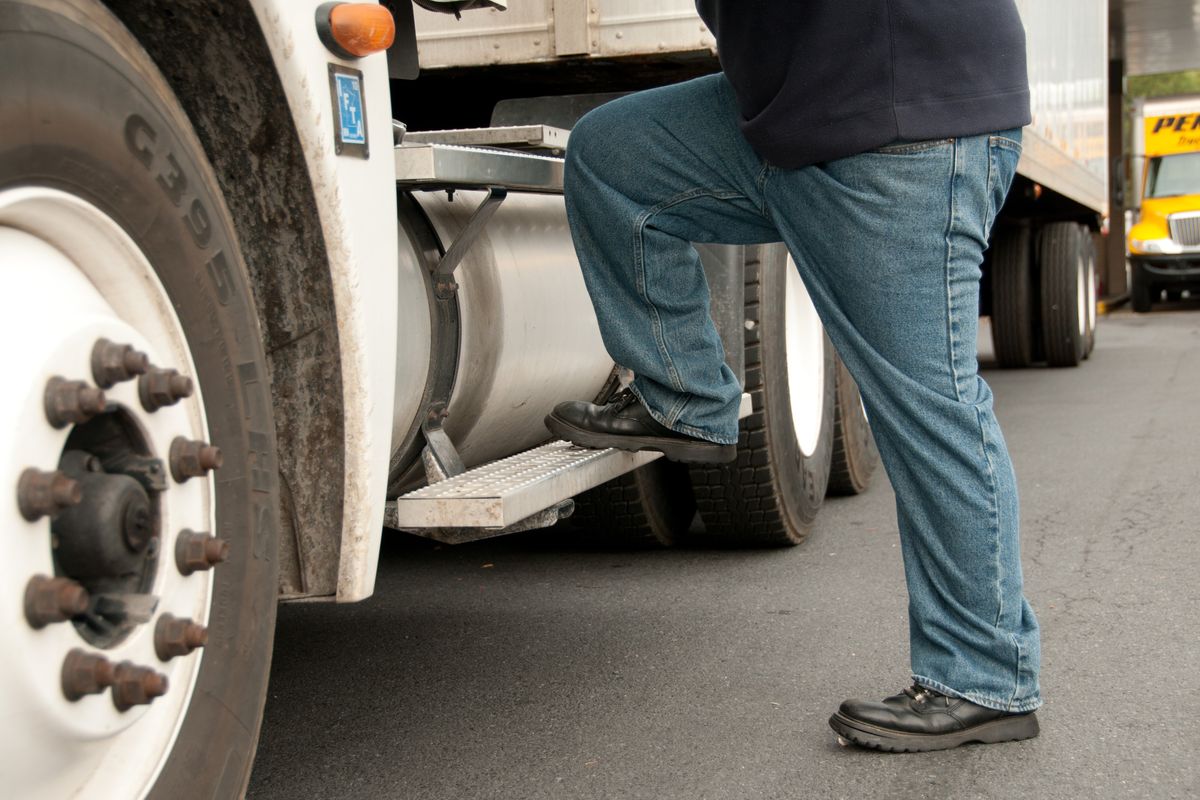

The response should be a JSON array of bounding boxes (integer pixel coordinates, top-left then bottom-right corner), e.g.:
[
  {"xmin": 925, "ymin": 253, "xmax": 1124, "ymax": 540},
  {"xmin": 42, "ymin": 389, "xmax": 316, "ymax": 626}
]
[
  {"xmin": 1083, "ymin": 233, "xmax": 1097, "ymax": 357},
  {"xmin": 562, "ymin": 460, "xmax": 695, "ymax": 547},
  {"xmin": 990, "ymin": 224, "xmax": 1035, "ymax": 368},
  {"xmin": 0, "ymin": 3, "xmax": 280, "ymax": 797},
  {"xmin": 689, "ymin": 243, "xmax": 834, "ymax": 546},
  {"xmin": 826, "ymin": 353, "xmax": 878, "ymax": 497},
  {"xmin": 1130, "ymin": 264, "xmax": 1155, "ymax": 313},
  {"xmin": 1038, "ymin": 222, "xmax": 1087, "ymax": 367}
]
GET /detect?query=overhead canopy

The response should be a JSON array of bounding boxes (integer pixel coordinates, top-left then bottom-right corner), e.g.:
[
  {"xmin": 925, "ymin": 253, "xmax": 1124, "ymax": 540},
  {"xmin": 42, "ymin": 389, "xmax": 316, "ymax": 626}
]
[{"xmin": 1121, "ymin": 0, "xmax": 1200, "ymax": 75}]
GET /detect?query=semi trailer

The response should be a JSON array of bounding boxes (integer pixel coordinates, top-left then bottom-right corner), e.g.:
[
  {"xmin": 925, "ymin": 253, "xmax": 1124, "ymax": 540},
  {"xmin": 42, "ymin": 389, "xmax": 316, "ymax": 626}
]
[{"xmin": 0, "ymin": 0, "xmax": 1108, "ymax": 796}]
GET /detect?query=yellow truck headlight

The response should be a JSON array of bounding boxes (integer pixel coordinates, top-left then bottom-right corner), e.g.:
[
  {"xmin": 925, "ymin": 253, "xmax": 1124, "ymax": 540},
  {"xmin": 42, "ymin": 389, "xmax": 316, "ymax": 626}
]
[{"xmin": 1130, "ymin": 237, "xmax": 1184, "ymax": 255}]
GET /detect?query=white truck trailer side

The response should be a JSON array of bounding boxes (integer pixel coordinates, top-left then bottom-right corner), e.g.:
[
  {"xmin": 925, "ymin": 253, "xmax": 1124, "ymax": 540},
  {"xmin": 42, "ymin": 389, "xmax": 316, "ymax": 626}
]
[{"xmin": 0, "ymin": 0, "xmax": 1106, "ymax": 795}]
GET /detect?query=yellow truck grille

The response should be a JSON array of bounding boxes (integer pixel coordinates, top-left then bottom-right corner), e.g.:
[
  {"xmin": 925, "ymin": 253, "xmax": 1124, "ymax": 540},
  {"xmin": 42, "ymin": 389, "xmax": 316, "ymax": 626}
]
[{"xmin": 1168, "ymin": 213, "xmax": 1200, "ymax": 246}]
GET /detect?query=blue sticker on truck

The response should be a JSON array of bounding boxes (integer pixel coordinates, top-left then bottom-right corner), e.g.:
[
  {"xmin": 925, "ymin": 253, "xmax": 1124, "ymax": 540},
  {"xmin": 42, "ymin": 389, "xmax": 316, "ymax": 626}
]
[
  {"xmin": 335, "ymin": 72, "xmax": 365, "ymax": 145},
  {"xmin": 328, "ymin": 65, "xmax": 369, "ymax": 158}
]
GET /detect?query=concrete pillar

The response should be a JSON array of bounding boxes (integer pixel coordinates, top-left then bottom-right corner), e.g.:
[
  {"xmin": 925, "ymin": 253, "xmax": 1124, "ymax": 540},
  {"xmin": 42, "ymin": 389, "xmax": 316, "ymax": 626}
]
[{"xmin": 1106, "ymin": 0, "xmax": 1128, "ymax": 297}]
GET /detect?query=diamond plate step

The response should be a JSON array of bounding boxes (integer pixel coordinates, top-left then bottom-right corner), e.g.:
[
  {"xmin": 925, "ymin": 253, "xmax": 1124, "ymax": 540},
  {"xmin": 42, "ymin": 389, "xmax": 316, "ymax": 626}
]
[
  {"xmin": 386, "ymin": 393, "xmax": 753, "ymax": 532},
  {"xmin": 385, "ymin": 440, "xmax": 662, "ymax": 530}
]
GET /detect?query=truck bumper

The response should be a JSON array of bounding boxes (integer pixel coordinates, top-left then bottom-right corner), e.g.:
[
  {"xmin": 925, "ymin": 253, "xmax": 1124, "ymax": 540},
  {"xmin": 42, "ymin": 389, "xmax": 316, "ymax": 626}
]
[{"xmin": 1131, "ymin": 254, "xmax": 1200, "ymax": 290}]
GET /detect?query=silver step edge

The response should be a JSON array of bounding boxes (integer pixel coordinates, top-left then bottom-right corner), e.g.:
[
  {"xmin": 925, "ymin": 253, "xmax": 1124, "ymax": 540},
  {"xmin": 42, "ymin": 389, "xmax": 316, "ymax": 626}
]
[
  {"xmin": 387, "ymin": 393, "xmax": 753, "ymax": 531},
  {"xmin": 403, "ymin": 125, "xmax": 571, "ymax": 152},
  {"xmin": 387, "ymin": 441, "xmax": 661, "ymax": 530},
  {"xmin": 394, "ymin": 142, "xmax": 564, "ymax": 194}
]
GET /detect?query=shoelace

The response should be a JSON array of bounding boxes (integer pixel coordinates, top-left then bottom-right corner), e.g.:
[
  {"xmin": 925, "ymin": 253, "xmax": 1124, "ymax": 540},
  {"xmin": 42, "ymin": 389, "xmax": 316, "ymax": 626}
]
[
  {"xmin": 904, "ymin": 683, "xmax": 945, "ymax": 704},
  {"xmin": 608, "ymin": 388, "xmax": 638, "ymax": 411}
]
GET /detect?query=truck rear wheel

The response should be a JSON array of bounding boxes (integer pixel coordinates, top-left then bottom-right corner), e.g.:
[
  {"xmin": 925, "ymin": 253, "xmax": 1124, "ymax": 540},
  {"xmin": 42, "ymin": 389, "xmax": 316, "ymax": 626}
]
[
  {"xmin": 990, "ymin": 224, "xmax": 1036, "ymax": 368},
  {"xmin": 688, "ymin": 245, "xmax": 834, "ymax": 546},
  {"xmin": 0, "ymin": 2, "xmax": 279, "ymax": 797},
  {"xmin": 1039, "ymin": 222, "xmax": 1088, "ymax": 367},
  {"xmin": 826, "ymin": 354, "xmax": 878, "ymax": 497},
  {"xmin": 561, "ymin": 460, "xmax": 695, "ymax": 547}
]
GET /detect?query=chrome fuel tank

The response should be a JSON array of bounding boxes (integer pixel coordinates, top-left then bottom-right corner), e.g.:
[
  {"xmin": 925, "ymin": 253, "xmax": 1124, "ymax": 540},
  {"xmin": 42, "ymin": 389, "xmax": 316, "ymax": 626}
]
[{"xmin": 391, "ymin": 189, "xmax": 612, "ymax": 480}]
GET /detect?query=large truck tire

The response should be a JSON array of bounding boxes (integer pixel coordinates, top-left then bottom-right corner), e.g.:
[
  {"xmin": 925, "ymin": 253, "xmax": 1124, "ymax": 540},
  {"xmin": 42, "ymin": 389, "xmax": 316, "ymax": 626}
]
[
  {"xmin": 990, "ymin": 224, "xmax": 1036, "ymax": 368},
  {"xmin": 826, "ymin": 354, "xmax": 878, "ymax": 497},
  {"xmin": 0, "ymin": 2, "xmax": 279, "ymax": 797},
  {"xmin": 560, "ymin": 460, "xmax": 695, "ymax": 547},
  {"xmin": 1038, "ymin": 222, "xmax": 1088, "ymax": 367},
  {"xmin": 688, "ymin": 244, "xmax": 834, "ymax": 546}
]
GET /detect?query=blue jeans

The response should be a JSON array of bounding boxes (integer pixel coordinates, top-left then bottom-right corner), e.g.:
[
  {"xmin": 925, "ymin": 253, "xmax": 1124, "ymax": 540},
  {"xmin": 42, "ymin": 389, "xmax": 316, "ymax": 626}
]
[{"xmin": 564, "ymin": 74, "xmax": 1041, "ymax": 712}]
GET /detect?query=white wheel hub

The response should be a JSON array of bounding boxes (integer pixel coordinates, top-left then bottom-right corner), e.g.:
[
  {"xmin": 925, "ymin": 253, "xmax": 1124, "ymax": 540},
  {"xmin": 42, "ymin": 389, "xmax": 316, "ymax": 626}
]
[
  {"xmin": 783, "ymin": 256, "xmax": 826, "ymax": 457},
  {"xmin": 0, "ymin": 188, "xmax": 215, "ymax": 799}
]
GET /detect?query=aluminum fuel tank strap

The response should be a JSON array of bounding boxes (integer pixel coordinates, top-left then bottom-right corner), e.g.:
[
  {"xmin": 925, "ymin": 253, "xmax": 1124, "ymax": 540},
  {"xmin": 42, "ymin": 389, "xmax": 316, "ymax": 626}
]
[{"xmin": 394, "ymin": 142, "xmax": 564, "ymax": 194}]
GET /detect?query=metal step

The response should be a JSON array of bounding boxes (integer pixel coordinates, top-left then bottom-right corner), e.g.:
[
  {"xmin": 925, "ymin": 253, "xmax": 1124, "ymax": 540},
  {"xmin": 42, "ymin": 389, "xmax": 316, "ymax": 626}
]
[
  {"xmin": 402, "ymin": 125, "xmax": 570, "ymax": 153},
  {"xmin": 394, "ymin": 142, "xmax": 564, "ymax": 194},
  {"xmin": 386, "ymin": 393, "xmax": 753, "ymax": 534},
  {"xmin": 385, "ymin": 440, "xmax": 661, "ymax": 532}
]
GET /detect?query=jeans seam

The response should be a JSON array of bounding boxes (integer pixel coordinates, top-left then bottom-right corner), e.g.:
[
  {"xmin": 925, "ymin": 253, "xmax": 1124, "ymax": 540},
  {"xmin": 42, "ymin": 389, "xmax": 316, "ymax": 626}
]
[
  {"xmin": 943, "ymin": 139, "xmax": 964, "ymax": 402},
  {"xmin": 1007, "ymin": 633, "xmax": 1025, "ymax": 709},
  {"xmin": 666, "ymin": 393, "xmax": 690, "ymax": 427},
  {"xmin": 755, "ymin": 163, "xmax": 773, "ymax": 217},
  {"xmin": 975, "ymin": 404, "xmax": 1003, "ymax": 627},
  {"xmin": 633, "ymin": 188, "xmax": 747, "ymax": 394},
  {"xmin": 984, "ymin": 147, "xmax": 999, "ymax": 242},
  {"xmin": 988, "ymin": 135, "xmax": 1023, "ymax": 154},
  {"xmin": 626, "ymin": 382, "xmax": 736, "ymax": 445}
]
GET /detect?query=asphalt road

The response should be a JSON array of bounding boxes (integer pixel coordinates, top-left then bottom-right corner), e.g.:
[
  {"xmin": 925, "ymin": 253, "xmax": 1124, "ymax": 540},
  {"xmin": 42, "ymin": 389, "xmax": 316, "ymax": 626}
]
[{"xmin": 248, "ymin": 307, "xmax": 1200, "ymax": 800}]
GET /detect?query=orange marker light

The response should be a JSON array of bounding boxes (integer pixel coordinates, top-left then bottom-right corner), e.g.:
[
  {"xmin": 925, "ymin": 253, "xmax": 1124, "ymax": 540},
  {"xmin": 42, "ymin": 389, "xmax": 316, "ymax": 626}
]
[{"xmin": 318, "ymin": 3, "xmax": 395, "ymax": 59}]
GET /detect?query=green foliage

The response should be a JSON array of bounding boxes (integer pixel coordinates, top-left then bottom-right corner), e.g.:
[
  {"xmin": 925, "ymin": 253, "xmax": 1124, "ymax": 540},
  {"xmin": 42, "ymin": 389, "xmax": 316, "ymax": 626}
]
[{"xmin": 1128, "ymin": 70, "xmax": 1200, "ymax": 100}]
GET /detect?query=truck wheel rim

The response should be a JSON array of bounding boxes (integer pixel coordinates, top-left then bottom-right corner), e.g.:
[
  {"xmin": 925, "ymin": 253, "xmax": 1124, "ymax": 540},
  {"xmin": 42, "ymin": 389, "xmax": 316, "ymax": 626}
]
[
  {"xmin": 1, "ymin": 187, "xmax": 215, "ymax": 798},
  {"xmin": 784, "ymin": 256, "xmax": 825, "ymax": 458}
]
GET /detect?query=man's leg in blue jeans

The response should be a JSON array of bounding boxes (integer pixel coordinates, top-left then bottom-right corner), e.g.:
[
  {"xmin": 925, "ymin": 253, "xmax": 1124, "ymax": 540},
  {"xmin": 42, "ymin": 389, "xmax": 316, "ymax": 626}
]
[
  {"xmin": 562, "ymin": 75, "xmax": 778, "ymax": 447},
  {"xmin": 760, "ymin": 135, "xmax": 1042, "ymax": 715},
  {"xmin": 560, "ymin": 73, "xmax": 1041, "ymax": 749}
]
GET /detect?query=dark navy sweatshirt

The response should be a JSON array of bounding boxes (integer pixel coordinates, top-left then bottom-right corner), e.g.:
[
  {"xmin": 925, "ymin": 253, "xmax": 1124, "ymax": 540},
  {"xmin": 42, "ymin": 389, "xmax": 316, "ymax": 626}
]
[{"xmin": 695, "ymin": 0, "xmax": 1032, "ymax": 168}]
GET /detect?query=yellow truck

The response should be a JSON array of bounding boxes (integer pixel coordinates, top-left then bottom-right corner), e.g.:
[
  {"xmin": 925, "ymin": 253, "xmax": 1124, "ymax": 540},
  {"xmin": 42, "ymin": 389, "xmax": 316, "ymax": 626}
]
[{"xmin": 1128, "ymin": 95, "xmax": 1200, "ymax": 310}]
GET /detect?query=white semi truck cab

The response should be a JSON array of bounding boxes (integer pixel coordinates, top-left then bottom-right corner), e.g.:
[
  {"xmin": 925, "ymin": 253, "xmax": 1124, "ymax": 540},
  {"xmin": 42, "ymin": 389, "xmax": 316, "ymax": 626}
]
[{"xmin": 0, "ymin": 1, "xmax": 1105, "ymax": 795}]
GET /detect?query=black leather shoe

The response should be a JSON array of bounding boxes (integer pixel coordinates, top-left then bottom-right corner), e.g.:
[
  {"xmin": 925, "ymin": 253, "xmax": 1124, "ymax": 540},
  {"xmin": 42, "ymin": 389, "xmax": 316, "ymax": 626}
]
[
  {"xmin": 829, "ymin": 683, "xmax": 1039, "ymax": 752},
  {"xmin": 545, "ymin": 389, "xmax": 737, "ymax": 464}
]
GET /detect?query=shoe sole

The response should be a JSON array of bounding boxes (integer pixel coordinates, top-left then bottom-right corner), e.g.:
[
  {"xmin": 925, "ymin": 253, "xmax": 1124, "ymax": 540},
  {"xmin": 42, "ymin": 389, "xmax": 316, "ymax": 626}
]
[
  {"xmin": 545, "ymin": 413, "xmax": 737, "ymax": 465},
  {"xmin": 828, "ymin": 711, "xmax": 1039, "ymax": 753}
]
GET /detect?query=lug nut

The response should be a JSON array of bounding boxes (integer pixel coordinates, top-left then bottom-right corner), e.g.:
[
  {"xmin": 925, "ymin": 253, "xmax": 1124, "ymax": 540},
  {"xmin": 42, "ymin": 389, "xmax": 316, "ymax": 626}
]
[
  {"xmin": 175, "ymin": 530, "xmax": 230, "ymax": 575},
  {"xmin": 169, "ymin": 437, "xmax": 222, "ymax": 483},
  {"xmin": 154, "ymin": 614, "xmax": 209, "ymax": 660},
  {"xmin": 44, "ymin": 377, "xmax": 107, "ymax": 428},
  {"xmin": 111, "ymin": 662, "xmax": 169, "ymax": 711},
  {"xmin": 24, "ymin": 575, "xmax": 89, "ymax": 629},
  {"xmin": 139, "ymin": 367, "xmax": 194, "ymax": 412},
  {"xmin": 17, "ymin": 468, "xmax": 82, "ymax": 521},
  {"xmin": 62, "ymin": 649, "xmax": 116, "ymax": 701},
  {"xmin": 91, "ymin": 338, "xmax": 150, "ymax": 388}
]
